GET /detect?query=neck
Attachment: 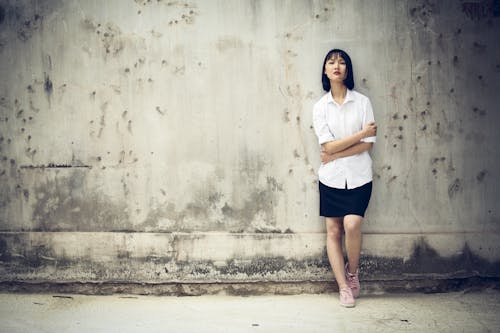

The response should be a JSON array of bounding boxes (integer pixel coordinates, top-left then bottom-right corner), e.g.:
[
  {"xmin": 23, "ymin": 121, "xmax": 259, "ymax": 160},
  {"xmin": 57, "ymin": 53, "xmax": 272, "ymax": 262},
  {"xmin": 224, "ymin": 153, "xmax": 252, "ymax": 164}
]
[{"xmin": 330, "ymin": 82, "xmax": 347, "ymax": 100}]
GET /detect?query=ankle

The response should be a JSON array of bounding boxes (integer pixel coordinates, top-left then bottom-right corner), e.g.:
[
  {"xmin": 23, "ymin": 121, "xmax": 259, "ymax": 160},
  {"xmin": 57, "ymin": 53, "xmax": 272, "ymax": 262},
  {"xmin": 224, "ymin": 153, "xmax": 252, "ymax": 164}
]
[
  {"xmin": 346, "ymin": 263, "xmax": 358, "ymax": 275},
  {"xmin": 338, "ymin": 283, "xmax": 349, "ymax": 290}
]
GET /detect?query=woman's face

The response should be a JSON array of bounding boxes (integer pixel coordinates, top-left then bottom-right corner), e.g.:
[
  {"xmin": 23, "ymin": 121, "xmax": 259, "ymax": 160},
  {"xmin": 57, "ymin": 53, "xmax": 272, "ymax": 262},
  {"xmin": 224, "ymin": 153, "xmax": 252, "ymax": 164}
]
[{"xmin": 324, "ymin": 53, "xmax": 347, "ymax": 84}]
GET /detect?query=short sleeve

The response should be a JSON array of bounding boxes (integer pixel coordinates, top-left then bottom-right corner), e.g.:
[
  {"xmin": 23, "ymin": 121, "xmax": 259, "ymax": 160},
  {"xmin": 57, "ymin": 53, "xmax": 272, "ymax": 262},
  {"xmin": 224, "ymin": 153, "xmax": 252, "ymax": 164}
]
[
  {"xmin": 360, "ymin": 97, "xmax": 376, "ymax": 143},
  {"xmin": 313, "ymin": 103, "xmax": 335, "ymax": 145}
]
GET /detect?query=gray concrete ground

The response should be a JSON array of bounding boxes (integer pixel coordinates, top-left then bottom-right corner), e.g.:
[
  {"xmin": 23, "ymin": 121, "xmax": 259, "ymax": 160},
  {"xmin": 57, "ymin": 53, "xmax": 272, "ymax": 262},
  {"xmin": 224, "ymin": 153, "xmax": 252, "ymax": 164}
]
[{"xmin": 0, "ymin": 290, "xmax": 499, "ymax": 333}]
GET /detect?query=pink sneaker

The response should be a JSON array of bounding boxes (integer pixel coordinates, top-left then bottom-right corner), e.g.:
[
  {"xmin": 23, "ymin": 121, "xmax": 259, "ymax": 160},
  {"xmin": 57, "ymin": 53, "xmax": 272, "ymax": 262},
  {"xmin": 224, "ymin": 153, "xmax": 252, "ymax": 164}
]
[
  {"xmin": 345, "ymin": 263, "xmax": 360, "ymax": 298},
  {"xmin": 339, "ymin": 287, "xmax": 355, "ymax": 307}
]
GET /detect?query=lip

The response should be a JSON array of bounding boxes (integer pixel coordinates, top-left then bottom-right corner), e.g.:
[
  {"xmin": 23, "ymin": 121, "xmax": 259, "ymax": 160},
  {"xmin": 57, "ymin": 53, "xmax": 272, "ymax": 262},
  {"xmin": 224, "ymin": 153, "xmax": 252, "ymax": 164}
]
[{"xmin": 333, "ymin": 71, "xmax": 341, "ymax": 75}]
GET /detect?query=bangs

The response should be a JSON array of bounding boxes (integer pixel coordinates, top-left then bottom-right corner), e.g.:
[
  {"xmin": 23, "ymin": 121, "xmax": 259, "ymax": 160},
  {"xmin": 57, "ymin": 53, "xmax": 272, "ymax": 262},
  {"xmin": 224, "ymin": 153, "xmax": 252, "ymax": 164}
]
[{"xmin": 327, "ymin": 52, "xmax": 344, "ymax": 61}]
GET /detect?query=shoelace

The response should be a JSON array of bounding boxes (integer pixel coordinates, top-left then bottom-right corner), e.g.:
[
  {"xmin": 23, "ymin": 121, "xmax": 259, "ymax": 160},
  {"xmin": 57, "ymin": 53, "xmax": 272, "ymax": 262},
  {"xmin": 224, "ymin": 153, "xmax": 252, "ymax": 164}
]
[{"xmin": 346, "ymin": 273, "xmax": 355, "ymax": 281}]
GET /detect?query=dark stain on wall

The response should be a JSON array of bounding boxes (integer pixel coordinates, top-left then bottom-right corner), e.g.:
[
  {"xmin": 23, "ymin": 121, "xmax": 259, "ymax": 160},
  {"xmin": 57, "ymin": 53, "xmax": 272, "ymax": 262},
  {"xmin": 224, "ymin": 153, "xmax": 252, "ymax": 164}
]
[
  {"xmin": 18, "ymin": 14, "xmax": 42, "ymax": 41},
  {"xmin": 0, "ymin": 1, "xmax": 62, "ymax": 41},
  {"xmin": 101, "ymin": 23, "xmax": 124, "ymax": 55},
  {"xmin": 82, "ymin": 19, "xmax": 125, "ymax": 57},
  {"xmin": 409, "ymin": 0, "xmax": 437, "ymax": 28},
  {"xmin": 0, "ymin": 37, "xmax": 5, "ymax": 53},
  {"xmin": 220, "ymin": 183, "xmax": 280, "ymax": 232},
  {"xmin": 0, "ymin": 236, "xmax": 498, "ymax": 284},
  {"xmin": 313, "ymin": 4, "xmax": 334, "ymax": 23},
  {"xmin": 164, "ymin": 2, "xmax": 198, "ymax": 26},
  {"xmin": 362, "ymin": 238, "xmax": 500, "ymax": 280},
  {"xmin": 217, "ymin": 256, "xmax": 326, "ymax": 277},
  {"xmin": 448, "ymin": 178, "xmax": 462, "ymax": 199},
  {"xmin": 0, "ymin": 172, "xmax": 18, "ymax": 213},
  {"xmin": 476, "ymin": 170, "xmax": 487, "ymax": 182},
  {"xmin": 472, "ymin": 106, "xmax": 487, "ymax": 117},
  {"xmin": 0, "ymin": 239, "xmax": 72, "ymax": 270},
  {"xmin": 462, "ymin": 1, "xmax": 499, "ymax": 20},
  {"xmin": 44, "ymin": 73, "xmax": 53, "ymax": 97},
  {"xmin": 142, "ymin": 202, "xmax": 180, "ymax": 230},
  {"xmin": 97, "ymin": 102, "xmax": 108, "ymax": 138},
  {"xmin": 155, "ymin": 106, "xmax": 166, "ymax": 116},
  {"xmin": 0, "ymin": 5, "xmax": 5, "ymax": 25},
  {"xmin": 142, "ymin": 167, "xmax": 283, "ymax": 233},
  {"xmin": 31, "ymin": 170, "xmax": 130, "ymax": 231},
  {"xmin": 473, "ymin": 41, "xmax": 487, "ymax": 53},
  {"xmin": 142, "ymin": 182, "xmax": 283, "ymax": 233},
  {"xmin": 0, "ymin": 238, "xmax": 7, "ymax": 258}
]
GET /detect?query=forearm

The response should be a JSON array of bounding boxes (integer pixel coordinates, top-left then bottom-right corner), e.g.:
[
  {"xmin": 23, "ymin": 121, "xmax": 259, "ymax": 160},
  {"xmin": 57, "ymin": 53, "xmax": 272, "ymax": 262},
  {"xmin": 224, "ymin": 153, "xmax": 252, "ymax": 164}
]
[
  {"xmin": 321, "ymin": 142, "xmax": 373, "ymax": 164},
  {"xmin": 321, "ymin": 131, "xmax": 364, "ymax": 154},
  {"xmin": 334, "ymin": 142, "xmax": 373, "ymax": 158}
]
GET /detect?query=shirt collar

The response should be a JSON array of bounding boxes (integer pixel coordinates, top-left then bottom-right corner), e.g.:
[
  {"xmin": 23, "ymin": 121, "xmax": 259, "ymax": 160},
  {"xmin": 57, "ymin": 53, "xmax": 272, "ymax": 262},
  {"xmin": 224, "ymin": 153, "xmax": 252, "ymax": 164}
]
[{"xmin": 327, "ymin": 89, "xmax": 355, "ymax": 105}]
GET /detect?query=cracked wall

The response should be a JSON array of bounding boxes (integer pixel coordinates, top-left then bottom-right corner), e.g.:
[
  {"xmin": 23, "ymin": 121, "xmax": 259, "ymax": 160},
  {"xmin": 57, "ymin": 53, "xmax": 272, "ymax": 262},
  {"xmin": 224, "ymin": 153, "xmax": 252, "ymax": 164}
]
[{"xmin": 0, "ymin": 0, "xmax": 499, "ymax": 287}]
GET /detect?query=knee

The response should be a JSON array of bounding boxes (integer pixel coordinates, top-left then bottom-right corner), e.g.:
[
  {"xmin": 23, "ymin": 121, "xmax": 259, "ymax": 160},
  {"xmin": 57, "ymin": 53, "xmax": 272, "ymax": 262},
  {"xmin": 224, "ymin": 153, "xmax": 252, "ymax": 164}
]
[
  {"xmin": 326, "ymin": 226, "xmax": 343, "ymax": 241},
  {"xmin": 344, "ymin": 221, "xmax": 361, "ymax": 236}
]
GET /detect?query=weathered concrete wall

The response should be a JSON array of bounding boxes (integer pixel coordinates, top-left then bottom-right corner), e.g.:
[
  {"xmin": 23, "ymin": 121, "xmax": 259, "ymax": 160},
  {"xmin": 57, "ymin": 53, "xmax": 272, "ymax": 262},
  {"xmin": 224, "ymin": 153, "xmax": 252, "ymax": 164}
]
[{"xmin": 0, "ymin": 0, "xmax": 499, "ymax": 290}]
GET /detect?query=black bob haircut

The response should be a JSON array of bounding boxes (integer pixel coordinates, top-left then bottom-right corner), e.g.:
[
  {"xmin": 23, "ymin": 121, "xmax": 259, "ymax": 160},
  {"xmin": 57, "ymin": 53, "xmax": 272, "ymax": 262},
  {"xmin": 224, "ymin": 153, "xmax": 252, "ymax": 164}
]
[{"xmin": 321, "ymin": 49, "xmax": 355, "ymax": 92}]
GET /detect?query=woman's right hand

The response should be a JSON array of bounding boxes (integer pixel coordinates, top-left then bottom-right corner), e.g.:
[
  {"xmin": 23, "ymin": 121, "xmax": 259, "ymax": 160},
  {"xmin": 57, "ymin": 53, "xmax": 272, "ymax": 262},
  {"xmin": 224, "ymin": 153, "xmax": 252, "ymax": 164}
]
[
  {"xmin": 361, "ymin": 122, "xmax": 377, "ymax": 138},
  {"xmin": 320, "ymin": 150, "xmax": 336, "ymax": 164}
]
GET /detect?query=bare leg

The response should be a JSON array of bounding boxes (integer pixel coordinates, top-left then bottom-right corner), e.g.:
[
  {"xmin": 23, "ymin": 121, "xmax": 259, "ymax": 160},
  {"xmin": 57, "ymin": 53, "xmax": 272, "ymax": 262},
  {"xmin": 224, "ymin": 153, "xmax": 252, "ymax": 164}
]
[
  {"xmin": 325, "ymin": 217, "xmax": 348, "ymax": 289},
  {"xmin": 343, "ymin": 214, "xmax": 363, "ymax": 274}
]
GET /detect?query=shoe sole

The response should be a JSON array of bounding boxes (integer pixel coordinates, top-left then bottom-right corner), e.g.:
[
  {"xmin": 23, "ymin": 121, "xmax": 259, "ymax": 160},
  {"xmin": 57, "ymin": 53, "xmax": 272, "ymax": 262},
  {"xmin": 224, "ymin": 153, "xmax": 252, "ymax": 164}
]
[{"xmin": 340, "ymin": 302, "xmax": 355, "ymax": 308}]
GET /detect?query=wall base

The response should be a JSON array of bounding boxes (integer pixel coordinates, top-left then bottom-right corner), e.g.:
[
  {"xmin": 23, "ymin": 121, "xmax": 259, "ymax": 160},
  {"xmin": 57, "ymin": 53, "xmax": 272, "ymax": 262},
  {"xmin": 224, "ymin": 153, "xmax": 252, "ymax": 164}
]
[{"xmin": 1, "ymin": 277, "xmax": 498, "ymax": 296}]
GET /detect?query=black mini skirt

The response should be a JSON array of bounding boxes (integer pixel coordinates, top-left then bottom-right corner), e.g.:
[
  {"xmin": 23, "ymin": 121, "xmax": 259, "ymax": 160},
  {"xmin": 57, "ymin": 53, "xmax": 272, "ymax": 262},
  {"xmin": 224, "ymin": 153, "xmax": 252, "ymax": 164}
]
[{"xmin": 319, "ymin": 181, "xmax": 372, "ymax": 218}]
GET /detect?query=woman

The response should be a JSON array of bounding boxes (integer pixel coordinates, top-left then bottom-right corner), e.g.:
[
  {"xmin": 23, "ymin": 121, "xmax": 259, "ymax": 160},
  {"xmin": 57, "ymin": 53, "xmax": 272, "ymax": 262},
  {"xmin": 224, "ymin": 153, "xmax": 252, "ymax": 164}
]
[{"xmin": 312, "ymin": 49, "xmax": 377, "ymax": 307}]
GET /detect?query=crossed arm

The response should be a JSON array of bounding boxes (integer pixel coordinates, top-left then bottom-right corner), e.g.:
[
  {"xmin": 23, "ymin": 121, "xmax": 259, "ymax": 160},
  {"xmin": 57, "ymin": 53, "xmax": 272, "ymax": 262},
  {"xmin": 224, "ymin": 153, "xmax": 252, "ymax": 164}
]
[
  {"xmin": 321, "ymin": 142, "xmax": 373, "ymax": 164},
  {"xmin": 320, "ymin": 122, "xmax": 377, "ymax": 164}
]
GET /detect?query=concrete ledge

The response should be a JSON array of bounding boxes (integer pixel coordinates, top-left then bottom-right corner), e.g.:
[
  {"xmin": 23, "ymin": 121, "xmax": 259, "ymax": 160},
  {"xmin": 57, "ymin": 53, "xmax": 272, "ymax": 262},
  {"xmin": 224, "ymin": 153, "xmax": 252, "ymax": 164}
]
[
  {"xmin": 1, "ymin": 232, "xmax": 499, "ymax": 284},
  {"xmin": 0, "ymin": 277, "xmax": 498, "ymax": 296}
]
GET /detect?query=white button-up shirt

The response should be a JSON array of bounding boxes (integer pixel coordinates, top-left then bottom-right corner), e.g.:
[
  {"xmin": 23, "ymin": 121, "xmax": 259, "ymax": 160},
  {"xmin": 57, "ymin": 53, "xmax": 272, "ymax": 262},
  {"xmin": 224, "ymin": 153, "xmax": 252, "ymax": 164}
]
[{"xmin": 313, "ymin": 89, "xmax": 376, "ymax": 189}]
